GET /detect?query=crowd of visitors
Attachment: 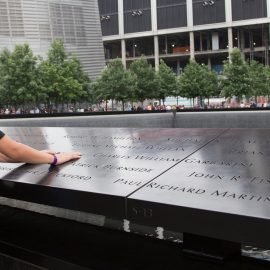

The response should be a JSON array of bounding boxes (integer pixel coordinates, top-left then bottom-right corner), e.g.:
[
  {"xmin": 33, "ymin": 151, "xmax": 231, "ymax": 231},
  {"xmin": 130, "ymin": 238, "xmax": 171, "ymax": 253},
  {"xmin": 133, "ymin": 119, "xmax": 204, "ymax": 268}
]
[{"xmin": 1, "ymin": 101, "xmax": 270, "ymax": 115}]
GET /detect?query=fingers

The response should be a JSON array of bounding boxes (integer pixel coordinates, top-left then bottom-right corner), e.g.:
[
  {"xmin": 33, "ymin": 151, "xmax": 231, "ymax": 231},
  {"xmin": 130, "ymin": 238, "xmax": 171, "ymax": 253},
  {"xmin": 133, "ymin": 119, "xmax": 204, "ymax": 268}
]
[{"xmin": 54, "ymin": 152, "xmax": 82, "ymax": 165}]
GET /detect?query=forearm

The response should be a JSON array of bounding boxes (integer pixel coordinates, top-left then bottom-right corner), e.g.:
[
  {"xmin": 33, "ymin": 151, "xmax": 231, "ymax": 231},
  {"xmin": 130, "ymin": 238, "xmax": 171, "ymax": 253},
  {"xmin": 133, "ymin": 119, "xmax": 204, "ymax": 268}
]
[
  {"xmin": 9, "ymin": 143, "xmax": 53, "ymax": 164},
  {"xmin": 0, "ymin": 134, "xmax": 82, "ymax": 165},
  {"xmin": 0, "ymin": 136, "xmax": 53, "ymax": 164},
  {"xmin": 0, "ymin": 152, "xmax": 17, "ymax": 163}
]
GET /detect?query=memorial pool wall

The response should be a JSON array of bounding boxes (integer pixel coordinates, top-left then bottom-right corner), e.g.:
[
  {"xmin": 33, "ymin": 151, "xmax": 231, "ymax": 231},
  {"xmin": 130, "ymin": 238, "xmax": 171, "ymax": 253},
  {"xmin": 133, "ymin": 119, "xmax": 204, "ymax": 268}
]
[{"xmin": 1, "ymin": 111, "xmax": 270, "ymax": 128}]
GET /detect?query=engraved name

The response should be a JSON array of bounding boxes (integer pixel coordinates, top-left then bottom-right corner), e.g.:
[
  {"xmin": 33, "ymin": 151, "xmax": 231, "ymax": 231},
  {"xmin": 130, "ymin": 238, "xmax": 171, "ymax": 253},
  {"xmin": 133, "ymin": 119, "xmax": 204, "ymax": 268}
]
[
  {"xmin": 0, "ymin": 166, "xmax": 93, "ymax": 181},
  {"xmin": 0, "ymin": 166, "xmax": 47, "ymax": 176},
  {"xmin": 55, "ymin": 173, "xmax": 92, "ymax": 181},
  {"xmin": 185, "ymin": 158, "xmax": 253, "ymax": 168},
  {"xmin": 113, "ymin": 178, "xmax": 142, "ymax": 186},
  {"xmin": 211, "ymin": 190, "xmax": 270, "ymax": 202},
  {"xmin": 102, "ymin": 136, "xmax": 140, "ymax": 141},
  {"xmin": 167, "ymin": 137, "xmax": 202, "ymax": 143},
  {"xmin": 72, "ymin": 162, "xmax": 153, "ymax": 173},
  {"xmin": 94, "ymin": 153, "xmax": 180, "ymax": 162},
  {"xmin": 187, "ymin": 171, "xmax": 225, "ymax": 180},
  {"xmin": 72, "ymin": 143, "xmax": 184, "ymax": 151},
  {"xmin": 146, "ymin": 181, "xmax": 206, "ymax": 194},
  {"xmin": 228, "ymin": 149, "xmax": 264, "ymax": 155},
  {"xmin": 66, "ymin": 135, "xmax": 140, "ymax": 140},
  {"xmin": 187, "ymin": 171, "xmax": 270, "ymax": 185},
  {"xmin": 71, "ymin": 143, "xmax": 137, "ymax": 149},
  {"xmin": 145, "ymin": 145, "xmax": 184, "ymax": 151},
  {"xmin": 64, "ymin": 135, "xmax": 88, "ymax": 138},
  {"xmin": 145, "ymin": 181, "xmax": 270, "ymax": 204},
  {"xmin": 216, "ymin": 139, "xmax": 270, "ymax": 145}
]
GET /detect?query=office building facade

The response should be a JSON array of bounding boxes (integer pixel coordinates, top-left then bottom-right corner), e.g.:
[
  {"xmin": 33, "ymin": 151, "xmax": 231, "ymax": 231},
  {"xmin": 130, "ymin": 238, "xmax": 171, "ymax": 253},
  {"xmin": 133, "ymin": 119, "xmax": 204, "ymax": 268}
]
[
  {"xmin": 0, "ymin": 0, "xmax": 105, "ymax": 79},
  {"xmin": 98, "ymin": 0, "xmax": 270, "ymax": 74}
]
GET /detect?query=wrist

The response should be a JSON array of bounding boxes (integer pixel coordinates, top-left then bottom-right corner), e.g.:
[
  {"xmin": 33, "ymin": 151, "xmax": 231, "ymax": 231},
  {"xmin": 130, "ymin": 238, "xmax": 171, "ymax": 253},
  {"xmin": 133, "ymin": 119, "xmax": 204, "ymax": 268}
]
[{"xmin": 51, "ymin": 154, "xmax": 58, "ymax": 166}]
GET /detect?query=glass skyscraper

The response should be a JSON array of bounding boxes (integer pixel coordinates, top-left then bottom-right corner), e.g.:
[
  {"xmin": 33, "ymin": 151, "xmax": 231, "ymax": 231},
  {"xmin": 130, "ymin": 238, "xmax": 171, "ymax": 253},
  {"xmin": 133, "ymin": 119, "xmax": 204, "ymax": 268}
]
[{"xmin": 0, "ymin": 0, "xmax": 105, "ymax": 79}]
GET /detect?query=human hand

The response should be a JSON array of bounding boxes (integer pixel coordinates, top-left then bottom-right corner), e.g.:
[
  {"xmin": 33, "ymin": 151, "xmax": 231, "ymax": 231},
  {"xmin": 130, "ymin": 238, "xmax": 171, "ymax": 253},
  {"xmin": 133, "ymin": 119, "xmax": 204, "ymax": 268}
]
[{"xmin": 53, "ymin": 152, "xmax": 82, "ymax": 165}]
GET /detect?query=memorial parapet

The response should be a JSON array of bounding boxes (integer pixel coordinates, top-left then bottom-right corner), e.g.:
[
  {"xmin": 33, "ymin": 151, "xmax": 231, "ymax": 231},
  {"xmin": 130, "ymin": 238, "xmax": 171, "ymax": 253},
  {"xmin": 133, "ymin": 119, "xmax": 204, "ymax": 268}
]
[
  {"xmin": 1, "ymin": 127, "xmax": 270, "ymax": 259},
  {"xmin": 128, "ymin": 129, "xmax": 270, "ymax": 251},
  {"xmin": 0, "ymin": 127, "xmax": 224, "ymax": 219}
]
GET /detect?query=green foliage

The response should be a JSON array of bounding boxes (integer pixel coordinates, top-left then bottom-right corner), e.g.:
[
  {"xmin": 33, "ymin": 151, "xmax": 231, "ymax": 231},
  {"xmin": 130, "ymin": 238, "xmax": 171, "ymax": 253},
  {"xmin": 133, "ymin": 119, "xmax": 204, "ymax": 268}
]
[
  {"xmin": 38, "ymin": 39, "xmax": 91, "ymax": 109},
  {"xmin": 221, "ymin": 48, "xmax": 250, "ymax": 98},
  {"xmin": 178, "ymin": 60, "xmax": 204, "ymax": 99},
  {"xmin": 264, "ymin": 67, "xmax": 270, "ymax": 97},
  {"xmin": 248, "ymin": 60, "xmax": 269, "ymax": 98},
  {"xmin": 202, "ymin": 69, "xmax": 219, "ymax": 98},
  {"xmin": 2, "ymin": 40, "xmax": 270, "ymax": 111},
  {"xmin": 0, "ymin": 49, "xmax": 11, "ymax": 107},
  {"xmin": 129, "ymin": 58, "xmax": 159, "ymax": 102},
  {"xmin": 93, "ymin": 59, "xmax": 134, "ymax": 110},
  {"xmin": 0, "ymin": 44, "xmax": 41, "ymax": 108},
  {"xmin": 0, "ymin": 40, "xmax": 91, "ymax": 111},
  {"xmin": 157, "ymin": 60, "xmax": 177, "ymax": 103},
  {"xmin": 178, "ymin": 60, "xmax": 218, "ymax": 103}
]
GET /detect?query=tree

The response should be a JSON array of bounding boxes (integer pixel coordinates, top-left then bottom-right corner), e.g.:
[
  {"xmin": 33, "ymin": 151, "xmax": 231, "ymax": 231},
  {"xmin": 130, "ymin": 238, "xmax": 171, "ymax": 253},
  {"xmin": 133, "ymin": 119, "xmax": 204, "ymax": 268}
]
[
  {"xmin": 221, "ymin": 48, "xmax": 250, "ymax": 100},
  {"xmin": 129, "ymin": 58, "xmax": 159, "ymax": 103},
  {"xmin": 178, "ymin": 60, "xmax": 212, "ymax": 106},
  {"xmin": 0, "ymin": 49, "xmax": 11, "ymax": 107},
  {"xmin": 264, "ymin": 67, "xmax": 270, "ymax": 100},
  {"xmin": 201, "ymin": 69, "xmax": 219, "ymax": 105},
  {"xmin": 93, "ymin": 59, "xmax": 134, "ymax": 111},
  {"xmin": 248, "ymin": 60, "xmax": 268, "ymax": 102},
  {"xmin": 63, "ymin": 57, "xmax": 91, "ymax": 105},
  {"xmin": 156, "ymin": 60, "xmax": 177, "ymax": 104},
  {"xmin": 0, "ymin": 44, "xmax": 41, "ymax": 110},
  {"xmin": 38, "ymin": 39, "xmax": 91, "ymax": 111}
]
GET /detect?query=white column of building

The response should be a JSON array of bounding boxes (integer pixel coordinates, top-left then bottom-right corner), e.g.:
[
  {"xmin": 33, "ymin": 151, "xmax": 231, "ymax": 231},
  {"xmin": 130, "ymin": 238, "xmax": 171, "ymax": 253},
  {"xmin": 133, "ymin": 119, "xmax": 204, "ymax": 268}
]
[
  {"xmin": 266, "ymin": 0, "xmax": 270, "ymax": 67},
  {"xmin": 186, "ymin": 0, "xmax": 194, "ymax": 59},
  {"xmin": 151, "ymin": 0, "xmax": 159, "ymax": 70},
  {"xmin": 267, "ymin": 0, "xmax": 270, "ymax": 18},
  {"xmin": 121, "ymin": 39, "xmax": 126, "ymax": 68},
  {"xmin": 189, "ymin": 32, "xmax": 195, "ymax": 60},
  {"xmin": 228, "ymin": 27, "xmax": 233, "ymax": 53},
  {"xmin": 154, "ymin": 36, "xmax": 159, "ymax": 71},
  {"xmin": 225, "ymin": 0, "xmax": 233, "ymax": 56},
  {"xmin": 225, "ymin": 0, "xmax": 232, "ymax": 23},
  {"xmin": 118, "ymin": 0, "xmax": 126, "ymax": 68},
  {"xmin": 264, "ymin": 26, "xmax": 269, "ymax": 66}
]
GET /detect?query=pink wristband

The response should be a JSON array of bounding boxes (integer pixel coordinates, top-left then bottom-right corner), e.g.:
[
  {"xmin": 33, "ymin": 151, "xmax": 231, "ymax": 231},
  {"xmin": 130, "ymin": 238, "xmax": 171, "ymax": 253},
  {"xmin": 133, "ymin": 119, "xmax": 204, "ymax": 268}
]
[{"xmin": 51, "ymin": 154, "xmax": 58, "ymax": 165}]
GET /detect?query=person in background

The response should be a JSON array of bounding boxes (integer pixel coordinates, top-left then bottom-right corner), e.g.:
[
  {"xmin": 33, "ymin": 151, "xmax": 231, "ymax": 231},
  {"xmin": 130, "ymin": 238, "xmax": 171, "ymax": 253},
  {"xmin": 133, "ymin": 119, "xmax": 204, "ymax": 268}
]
[{"xmin": 0, "ymin": 130, "xmax": 81, "ymax": 165}]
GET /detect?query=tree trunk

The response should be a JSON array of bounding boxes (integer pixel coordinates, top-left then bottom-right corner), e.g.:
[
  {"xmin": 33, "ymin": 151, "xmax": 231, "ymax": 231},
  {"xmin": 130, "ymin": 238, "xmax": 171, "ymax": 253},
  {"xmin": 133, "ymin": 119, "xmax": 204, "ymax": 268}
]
[
  {"xmin": 122, "ymin": 99, "xmax": 125, "ymax": 111},
  {"xmin": 199, "ymin": 96, "xmax": 203, "ymax": 107}
]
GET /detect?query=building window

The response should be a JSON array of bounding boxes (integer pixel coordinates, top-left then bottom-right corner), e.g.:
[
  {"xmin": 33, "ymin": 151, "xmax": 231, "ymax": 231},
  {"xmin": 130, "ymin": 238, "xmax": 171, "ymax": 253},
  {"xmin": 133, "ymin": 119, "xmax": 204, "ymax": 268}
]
[
  {"xmin": 104, "ymin": 41, "xmax": 121, "ymax": 60},
  {"xmin": 164, "ymin": 33, "xmax": 190, "ymax": 54},
  {"xmin": 126, "ymin": 37, "xmax": 154, "ymax": 58}
]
